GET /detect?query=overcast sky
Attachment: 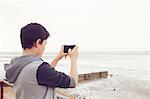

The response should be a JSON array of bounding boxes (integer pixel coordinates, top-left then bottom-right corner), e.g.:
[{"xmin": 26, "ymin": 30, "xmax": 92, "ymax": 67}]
[{"xmin": 0, "ymin": 0, "xmax": 150, "ymax": 52}]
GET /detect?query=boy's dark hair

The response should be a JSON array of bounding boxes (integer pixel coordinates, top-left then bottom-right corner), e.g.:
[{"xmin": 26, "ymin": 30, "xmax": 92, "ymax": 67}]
[{"xmin": 20, "ymin": 23, "xmax": 50, "ymax": 49}]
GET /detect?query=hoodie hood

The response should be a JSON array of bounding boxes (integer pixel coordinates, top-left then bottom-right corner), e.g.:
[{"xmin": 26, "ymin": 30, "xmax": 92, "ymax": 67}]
[{"xmin": 4, "ymin": 55, "xmax": 42, "ymax": 83}]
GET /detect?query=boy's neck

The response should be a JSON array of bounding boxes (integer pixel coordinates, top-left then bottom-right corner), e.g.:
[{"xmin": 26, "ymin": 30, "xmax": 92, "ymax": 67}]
[{"xmin": 22, "ymin": 48, "xmax": 38, "ymax": 57}]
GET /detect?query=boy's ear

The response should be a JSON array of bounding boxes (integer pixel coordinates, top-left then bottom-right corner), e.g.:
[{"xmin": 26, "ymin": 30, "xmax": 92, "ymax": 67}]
[{"xmin": 35, "ymin": 39, "xmax": 42, "ymax": 47}]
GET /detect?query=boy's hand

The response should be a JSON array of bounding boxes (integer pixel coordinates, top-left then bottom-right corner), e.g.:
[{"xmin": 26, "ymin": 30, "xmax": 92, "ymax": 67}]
[
  {"xmin": 51, "ymin": 45, "xmax": 68, "ymax": 67},
  {"xmin": 51, "ymin": 45, "xmax": 78, "ymax": 68},
  {"xmin": 56, "ymin": 45, "xmax": 68, "ymax": 60},
  {"xmin": 68, "ymin": 45, "xmax": 78, "ymax": 59}
]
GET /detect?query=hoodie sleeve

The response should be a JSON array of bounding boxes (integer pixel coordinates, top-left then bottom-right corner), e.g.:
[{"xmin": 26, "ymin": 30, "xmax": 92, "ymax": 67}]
[{"xmin": 36, "ymin": 62, "xmax": 76, "ymax": 88}]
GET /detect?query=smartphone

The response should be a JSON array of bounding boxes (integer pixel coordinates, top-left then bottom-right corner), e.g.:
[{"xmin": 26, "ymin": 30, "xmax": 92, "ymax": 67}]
[{"xmin": 64, "ymin": 45, "xmax": 75, "ymax": 53}]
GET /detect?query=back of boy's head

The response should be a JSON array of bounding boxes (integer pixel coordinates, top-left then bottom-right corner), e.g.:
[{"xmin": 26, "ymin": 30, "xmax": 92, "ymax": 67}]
[{"xmin": 20, "ymin": 23, "xmax": 50, "ymax": 49}]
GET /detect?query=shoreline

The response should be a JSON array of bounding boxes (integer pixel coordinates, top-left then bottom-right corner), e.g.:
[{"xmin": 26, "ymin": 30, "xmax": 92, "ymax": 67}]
[{"xmin": 1, "ymin": 67, "xmax": 150, "ymax": 98}]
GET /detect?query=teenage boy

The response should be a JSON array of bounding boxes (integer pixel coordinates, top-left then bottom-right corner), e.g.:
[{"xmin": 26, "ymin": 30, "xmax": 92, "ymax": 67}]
[{"xmin": 4, "ymin": 23, "xmax": 78, "ymax": 99}]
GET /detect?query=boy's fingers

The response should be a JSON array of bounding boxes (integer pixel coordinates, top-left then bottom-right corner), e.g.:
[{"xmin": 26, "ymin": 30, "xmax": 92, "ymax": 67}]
[
  {"xmin": 75, "ymin": 45, "xmax": 79, "ymax": 49},
  {"xmin": 61, "ymin": 45, "xmax": 64, "ymax": 50},
  {"xmin": 65, "ymin": 55, "xmax": 67, "ymax": 59},
  {"xmin": 68, "ymin": 49, "xmax": 72, "ymax": 54},
  {"xmin": 72, "ymin": 45, "xmax": 78, "ymax": 51},
  {"xmin": 63, "ymin": 53, "xmax": 68, "ymax": 56}
]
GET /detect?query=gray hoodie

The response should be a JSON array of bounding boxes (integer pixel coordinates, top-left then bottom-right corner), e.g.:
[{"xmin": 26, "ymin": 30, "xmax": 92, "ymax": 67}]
[
  {"xmin": 4, "ymin": 55, "xmax": 41, "ymax": 83},
  {"xmin": 4, "ymin": 55, "xmax": 75, "ymax": 99}
]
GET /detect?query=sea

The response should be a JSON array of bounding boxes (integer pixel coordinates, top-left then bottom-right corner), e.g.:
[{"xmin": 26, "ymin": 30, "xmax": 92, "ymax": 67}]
[{"xmin": 0, "ymin": 51, "xmax": 150, "ymax": 80}]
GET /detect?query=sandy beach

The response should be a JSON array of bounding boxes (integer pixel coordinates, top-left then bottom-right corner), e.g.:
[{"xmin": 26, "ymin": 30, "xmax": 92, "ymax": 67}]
[{"xmin": 54, "ymin": 64, "xmax": 150, "ymax": 99}]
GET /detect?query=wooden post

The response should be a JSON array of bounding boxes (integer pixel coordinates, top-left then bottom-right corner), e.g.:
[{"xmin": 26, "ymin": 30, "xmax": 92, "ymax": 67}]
[
  {"xmin": 0, "ymin": 81, "xmax": 4, "ymax": 99},
  {"xmin": 0, "ymin": 80, "xmax": 14, "ymax": 99}
]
